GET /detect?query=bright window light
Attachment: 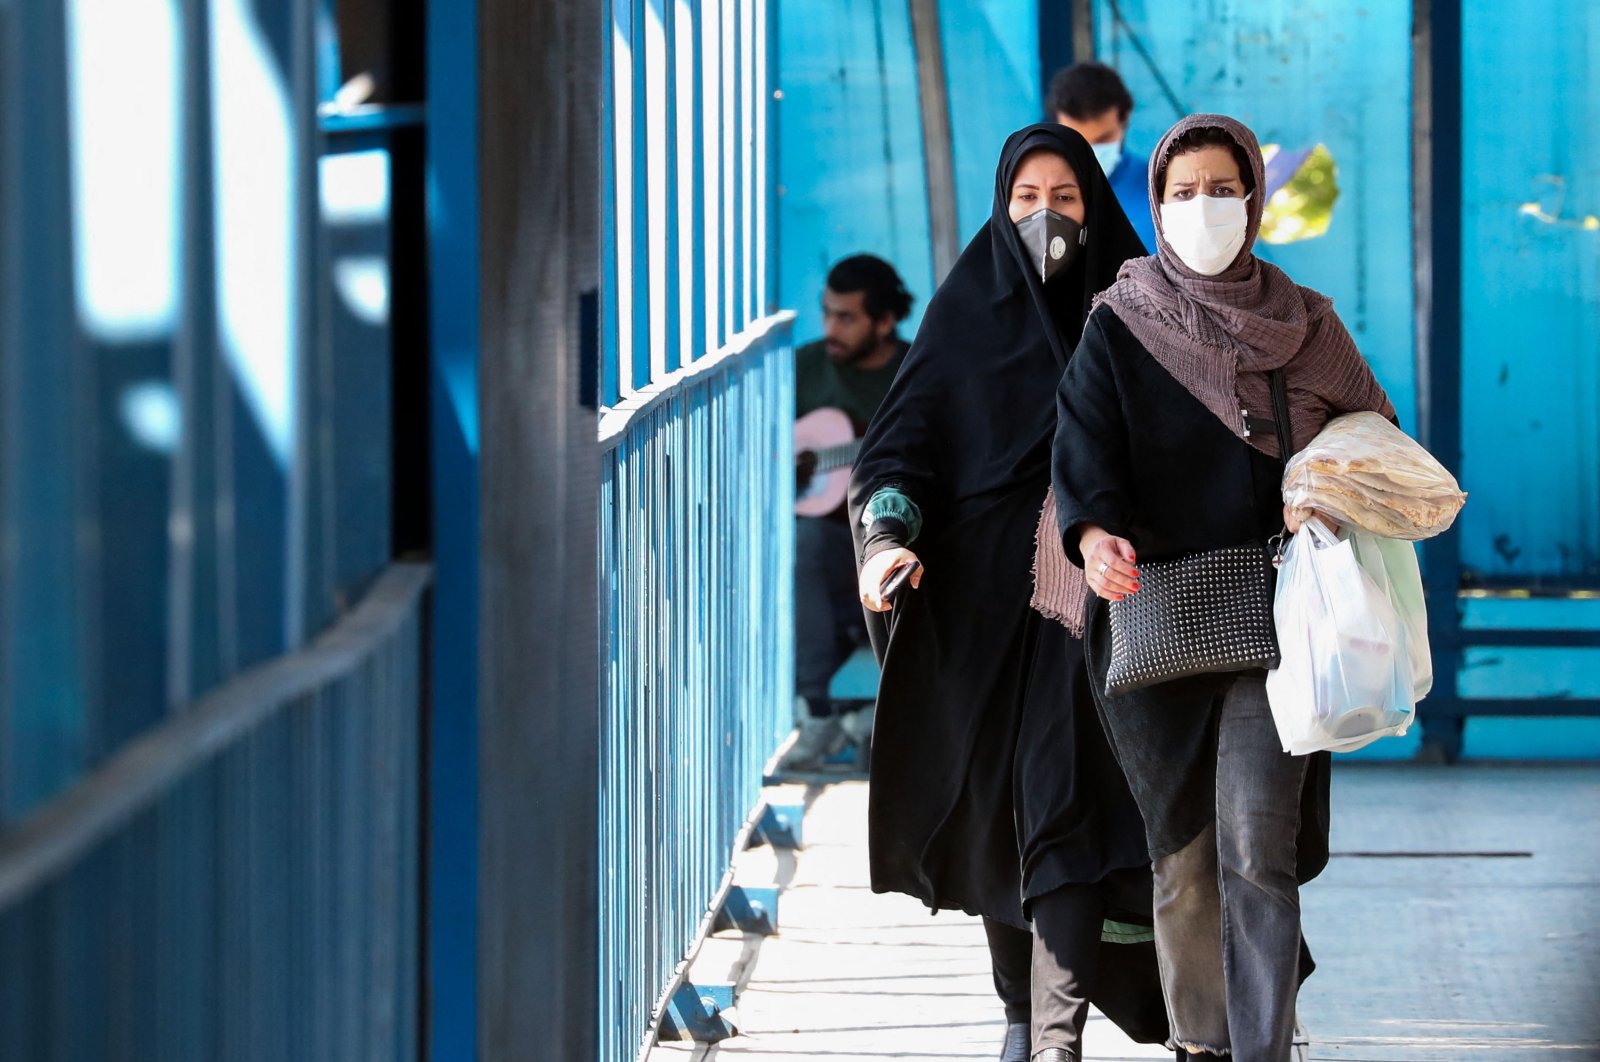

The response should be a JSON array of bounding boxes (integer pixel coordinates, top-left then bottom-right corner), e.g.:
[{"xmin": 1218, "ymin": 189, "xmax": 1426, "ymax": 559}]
[
  {"xmin": 210, "ymin": 0, "xmax": 296, "ymax": 466},
  {"xmin": 66, "ymin": 0, "xmax": 181, "ymax": 341}
]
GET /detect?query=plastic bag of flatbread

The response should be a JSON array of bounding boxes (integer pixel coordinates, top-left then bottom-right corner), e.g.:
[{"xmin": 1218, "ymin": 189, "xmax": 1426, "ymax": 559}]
[{"xmin": 1282, "ymin": 412, "xmax": 1466, "ymax": 540}]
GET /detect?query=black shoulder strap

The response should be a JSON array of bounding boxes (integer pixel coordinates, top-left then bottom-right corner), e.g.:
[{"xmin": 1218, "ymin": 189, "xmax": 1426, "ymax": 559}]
[{"xmin": 1268, "ymin": 368, "xmax": 1293, "ymax": 463}]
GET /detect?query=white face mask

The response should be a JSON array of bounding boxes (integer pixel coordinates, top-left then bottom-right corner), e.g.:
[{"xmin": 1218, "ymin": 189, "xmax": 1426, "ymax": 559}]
[
  {"xmin": 1091, "ymin": 139, "xmax": 1123, "ymax": 176},
  {"xmin": 1158, "ymin": 194, "xmax": 1250, "ymax": 276}
]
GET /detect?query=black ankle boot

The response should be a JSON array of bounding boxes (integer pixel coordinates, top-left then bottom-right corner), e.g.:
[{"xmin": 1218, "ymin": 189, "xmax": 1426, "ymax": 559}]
[{"xmin": 998, "ymin": 1022, "xmax": 1029, "ymax": 1062}]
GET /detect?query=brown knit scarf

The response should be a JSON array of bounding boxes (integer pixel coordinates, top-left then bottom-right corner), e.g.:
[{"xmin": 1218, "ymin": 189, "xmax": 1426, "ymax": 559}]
[
  {"xmin": 1094, "ymin": 113, "xmax": 1394, "ymax": 457},
  {"xmin": 1031, "ymin": 486, "xmax": 1086, "ymax": 637}
]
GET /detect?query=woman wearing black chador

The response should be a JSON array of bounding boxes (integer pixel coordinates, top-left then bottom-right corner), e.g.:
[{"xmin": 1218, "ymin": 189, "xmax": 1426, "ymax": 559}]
[{"xmin": 849, "ymin": 124, "xmax": 1174, "ymax": 1062}]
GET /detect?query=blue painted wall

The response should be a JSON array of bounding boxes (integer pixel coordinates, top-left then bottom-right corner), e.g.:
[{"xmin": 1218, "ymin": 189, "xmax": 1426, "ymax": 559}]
[
  {"xmin": 426, "ymin": 0, "xmax": 480, "ymax": 1055},
  {"xmin": 1093, "ymin": 0, "xmax": 1417, "ymax": 427},
  {"xmin": 1458, "ymin": 0, "xmax": 1600, "ymax": 585},
  {"xmin": 777, "ymin": 0, "xmax": 936, "ymax": 342},
  {"xmin": 777, "ymin": 0, "xmax": 1044, "ymax": 344},
  {"xmin": 939, "ymin": 0, "xmax": 1043, "ymax": 239}
]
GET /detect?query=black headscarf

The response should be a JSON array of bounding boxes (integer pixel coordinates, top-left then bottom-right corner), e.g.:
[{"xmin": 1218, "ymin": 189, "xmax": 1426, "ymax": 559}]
[
  {"xmin": 849, "ymin": 123, "xmax": 1147, "ymax": 539},
  {"xmin": 846, "ymin": 124, "xmax": 1148, "ymax": 924}
]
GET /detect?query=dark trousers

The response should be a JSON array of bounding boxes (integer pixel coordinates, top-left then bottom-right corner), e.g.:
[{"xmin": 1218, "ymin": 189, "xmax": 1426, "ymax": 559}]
[
  {"xmin": 983, "ymin": 916, "xmax": 1033, "ymax": 1026},
  {"xmin": 988, "ymin": 889, "xmax": 1170, "ymax": 1059},
  {"xmin": 794, "ymin": 516, "xmax": 864, "ymax": 712},
  {"xmin": 1153, "ymin": 675, "xmax": 1307, "ymax": 1061}
]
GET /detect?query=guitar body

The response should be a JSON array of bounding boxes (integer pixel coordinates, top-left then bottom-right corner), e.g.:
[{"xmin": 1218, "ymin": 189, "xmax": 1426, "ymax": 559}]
[{"xmin": 795, "ymin": 407, "xmax": 861, "ymax": 518}]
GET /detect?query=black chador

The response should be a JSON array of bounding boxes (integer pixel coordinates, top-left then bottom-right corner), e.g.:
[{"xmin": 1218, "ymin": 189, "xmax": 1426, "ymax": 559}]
[{"xmin": 848, "ymin": 124, "xmax": 1167, "ymax": 1049}]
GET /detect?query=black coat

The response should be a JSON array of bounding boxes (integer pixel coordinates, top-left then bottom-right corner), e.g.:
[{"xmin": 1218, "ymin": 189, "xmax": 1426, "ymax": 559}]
[
  {"xmin": 1053, "ymin": 304, "xmax": 1333, "ymax": 876},
  {"xmin": 848, "ymin": 126, "xmax": 1152, "ymax": 928}
]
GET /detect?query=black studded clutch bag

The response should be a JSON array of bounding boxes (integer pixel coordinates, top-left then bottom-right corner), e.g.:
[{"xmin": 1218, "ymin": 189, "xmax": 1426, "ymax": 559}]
[
  {"xmin": 1102, "ymin": 367, "xmax": 1293, "ymax": 697},
  {"xmin": 1103, "ymin": 542, "xmax": 1280, "ymax": 695}
]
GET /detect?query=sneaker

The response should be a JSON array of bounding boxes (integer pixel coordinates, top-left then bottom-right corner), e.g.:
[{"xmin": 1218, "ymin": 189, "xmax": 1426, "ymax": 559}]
[
  {"xmin": 776, "ymin": 714, "xmax": 846, "ymax": 771},
  {"xmin": 837, "ymin": 704, "xmax": 875, "ymax": 746}
]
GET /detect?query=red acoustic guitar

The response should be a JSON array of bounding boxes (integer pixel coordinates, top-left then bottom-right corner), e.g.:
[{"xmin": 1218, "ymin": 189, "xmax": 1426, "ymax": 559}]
[{"xmin": 795, "ymin": 407, "xmax": 863, "ymax": 518}]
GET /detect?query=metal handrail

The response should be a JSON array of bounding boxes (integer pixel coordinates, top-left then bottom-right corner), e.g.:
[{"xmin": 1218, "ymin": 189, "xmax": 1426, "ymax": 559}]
[
  {"xmin": 0, "ymin": 561, "xmax": 433, "ymax": 911},
  {"xmin": 598, "ymin": 311, "xmax": 797, "ymax": 447}
]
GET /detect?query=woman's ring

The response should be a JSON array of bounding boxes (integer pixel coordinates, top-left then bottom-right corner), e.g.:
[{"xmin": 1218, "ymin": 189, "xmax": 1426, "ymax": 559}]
[{"xmin": 1097, "ymin": 561, "xmax": 1110, "ymax": 576}]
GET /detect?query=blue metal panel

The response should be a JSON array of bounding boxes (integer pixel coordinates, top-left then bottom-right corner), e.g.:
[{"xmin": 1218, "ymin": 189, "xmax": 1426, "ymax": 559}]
[
  {"xmin": 314, "ymin": 146, "xmax": 397, "ymax": 610},
  {"xmin": 938, "ymin": 0, "xmax": 1041, "ymax": 239},
  {"xmin": 2, "ymin": 0, "xmax": 429, "ymax": 1049},
  {"xmin": 426, "ymin": 0, "xmax": 481, "ymax": 1055},
  {"xmin": 775, "ymin": 0, "xmax": 935, "ymax": 342},
  {"xmin": 1457, "ymin": 0, "xmax": 1600, "ymax": 583},
  {"xmin": 0, "ymin": 566, "xmax": 428, "ymax": 1061},
  {"xmin": 0, "ymin": 0, "xmax": 91, "ymax": 817}
]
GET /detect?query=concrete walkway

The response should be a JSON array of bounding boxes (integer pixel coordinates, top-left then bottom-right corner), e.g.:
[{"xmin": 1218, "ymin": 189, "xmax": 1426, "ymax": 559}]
[{"xmin": 652, "ymin": 765, "xmax": 1600, "ymax": 1061}]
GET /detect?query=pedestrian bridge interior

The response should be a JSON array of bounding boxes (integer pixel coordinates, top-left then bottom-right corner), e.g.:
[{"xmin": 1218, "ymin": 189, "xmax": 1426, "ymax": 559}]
[{"xmin": 0, "ymin": 0, "xmax": 1595, "ymax": 1058}]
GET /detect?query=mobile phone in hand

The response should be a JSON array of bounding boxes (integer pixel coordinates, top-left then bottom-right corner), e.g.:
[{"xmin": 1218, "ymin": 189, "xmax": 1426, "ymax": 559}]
[{"xmin": 879, "ymin": 560, "xmax": 922, "ymax": 601}]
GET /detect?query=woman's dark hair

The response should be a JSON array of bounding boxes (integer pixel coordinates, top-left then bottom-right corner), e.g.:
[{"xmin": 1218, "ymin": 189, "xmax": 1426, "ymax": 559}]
[
  {"xmin": 1048, "ymin": 61, "xmax": 1134, "ymax": 124},
  {"xmin": 826, "ymin": 254, "xmax": 914, "ymax": 321},
  {"xmin": 1156, "ymin": 126, "xmax": 1257, "ymax": 197}
]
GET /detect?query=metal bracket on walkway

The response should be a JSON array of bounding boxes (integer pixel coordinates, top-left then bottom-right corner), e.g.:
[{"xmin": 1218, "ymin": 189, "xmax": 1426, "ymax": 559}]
[
  {"xmin": 713, "ymin": 884, "xmax": 779, "ymax": 935},
  {"xmin": 658, "ymin": 981, "xmax": 737, "ymax": 1042},
  {"xmin": 754, "ymin": 803, "xmax": 803, "ymax": 849}
]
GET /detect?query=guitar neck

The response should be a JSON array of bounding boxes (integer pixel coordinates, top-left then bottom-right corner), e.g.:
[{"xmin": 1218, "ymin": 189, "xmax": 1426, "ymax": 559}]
[{"xmin": 808, "ymin": 440, "xmax": 862, "ymax": 474}]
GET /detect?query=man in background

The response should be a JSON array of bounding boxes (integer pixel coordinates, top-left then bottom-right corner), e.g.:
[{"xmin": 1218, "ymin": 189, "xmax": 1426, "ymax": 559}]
[
  {"xmin": 1049, "ymin": 61, "xmax": 1156, "ymax": 252},
  {"xmin": 782, "ymin": 254, "xmax": 912, "ymax": 771}
]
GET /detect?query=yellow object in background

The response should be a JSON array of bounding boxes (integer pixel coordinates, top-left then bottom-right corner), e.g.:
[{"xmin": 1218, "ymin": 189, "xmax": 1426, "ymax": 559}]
[{"xmin": 1258, "ymin": 143, "xmax": 1339, "ymax": 245}]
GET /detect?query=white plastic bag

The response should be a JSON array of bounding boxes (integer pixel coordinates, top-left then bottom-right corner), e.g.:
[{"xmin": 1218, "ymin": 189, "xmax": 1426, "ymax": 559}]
[
  {"xmin": 1348, "ymin": 533, "xmax": 1432, "ymax": 700},
  {"xmin": 1265, "ymin": 520, "xmax": 1416, "ymax": 754}
]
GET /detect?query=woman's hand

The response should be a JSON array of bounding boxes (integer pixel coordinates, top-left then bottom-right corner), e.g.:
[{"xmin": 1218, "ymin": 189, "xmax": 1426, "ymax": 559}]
[
  {"xmin": 1283, "ymin": 504, "xmax": 1340, "ymax": 536},
  {"xmin": 1080, "ymin": 526, "xmax": 1140, "ymax": 602},
  {"xmin": 859, "ymin": 548, "xmax": 923, "ymax": 613}
]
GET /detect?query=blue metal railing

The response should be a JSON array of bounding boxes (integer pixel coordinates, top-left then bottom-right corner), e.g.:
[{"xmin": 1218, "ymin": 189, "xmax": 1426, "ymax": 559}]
[
  {"xmin": 0, "ymin": 563, "xmax": 430, "ymax": 1060},
  {"xmin": 598, "ymin": 313, "xmax": 795, "ymax": 1059}
]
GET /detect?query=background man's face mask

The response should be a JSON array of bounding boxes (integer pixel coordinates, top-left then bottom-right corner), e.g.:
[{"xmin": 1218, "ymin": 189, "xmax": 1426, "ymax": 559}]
[
  {"xmin": 1014, "ymin": 208, "xmax": 1085, "ymax": 284},
  {"xmin": 1091, "ymin": 140, "xmax": 1123, "ymax": 176},
  {"xmin": 1158, "ymin": 194, "xmax": 1250, "ymax": 276}
]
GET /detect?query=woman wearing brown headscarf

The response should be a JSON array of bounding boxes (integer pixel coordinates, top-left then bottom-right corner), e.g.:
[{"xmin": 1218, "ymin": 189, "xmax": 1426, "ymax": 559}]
[{"xmin": 1050, "ymin": 114, "xmax": 1395, "ymax": 1061}]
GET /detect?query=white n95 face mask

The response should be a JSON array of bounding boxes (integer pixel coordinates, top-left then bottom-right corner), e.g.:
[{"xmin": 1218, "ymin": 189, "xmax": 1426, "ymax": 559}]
[{"xmin": 1159, "ymin": 194, "xmax": 1250, "ymax": 276}]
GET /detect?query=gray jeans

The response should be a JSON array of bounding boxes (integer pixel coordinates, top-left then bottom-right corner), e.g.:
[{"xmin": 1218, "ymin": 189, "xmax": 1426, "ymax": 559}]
[{"xmin": 1152, "ymin": 675, "xmax": 1307, "ymax": 1061}]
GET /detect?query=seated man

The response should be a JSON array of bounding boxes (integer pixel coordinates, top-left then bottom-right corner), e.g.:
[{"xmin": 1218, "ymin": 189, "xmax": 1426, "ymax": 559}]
[
  {"xmin": 1049, "ymin": 60, "xmax": 1156, "ymax": 252},
  {"xmin": 782, "ymin": 255, "xmax": 913, "ymax": 770}
]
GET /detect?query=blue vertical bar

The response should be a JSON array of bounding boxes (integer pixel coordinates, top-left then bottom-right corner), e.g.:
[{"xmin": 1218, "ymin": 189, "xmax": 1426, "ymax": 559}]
[
  {"xmin": 1416, "ymin": 0, "xmax": 1464, "ymax": 759},
  {"xmin": 630, "ymin": 0, "xmax": 653, "ymax": 390},
  {"xmin": 601, "ymin": 1, "xmax": 622, "ymax": 405},
  {"xmin": 764, "ymin": 0, "xmax": 778, "ymax": 316},
  {"xmin": 1, "ymin": 0, "xmax": 89, "ymax": 818},
  {"xmin": 690, "ymin": 1, "xmax": 708, "ymax": 361},
  {"xmin": 286, "ymin": 0, "xmax": 318, "ymax": 652},
  {"xmin": 730, "ymin": 0, "xmax": 743, "ymax": 333},
  {"xmin": 426, "ymin": 0, "xmax": 479, "ymax": 1053},
  {"xmin": 662, "ymin": 0, "xmax": 681, "ymax": 374}
]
